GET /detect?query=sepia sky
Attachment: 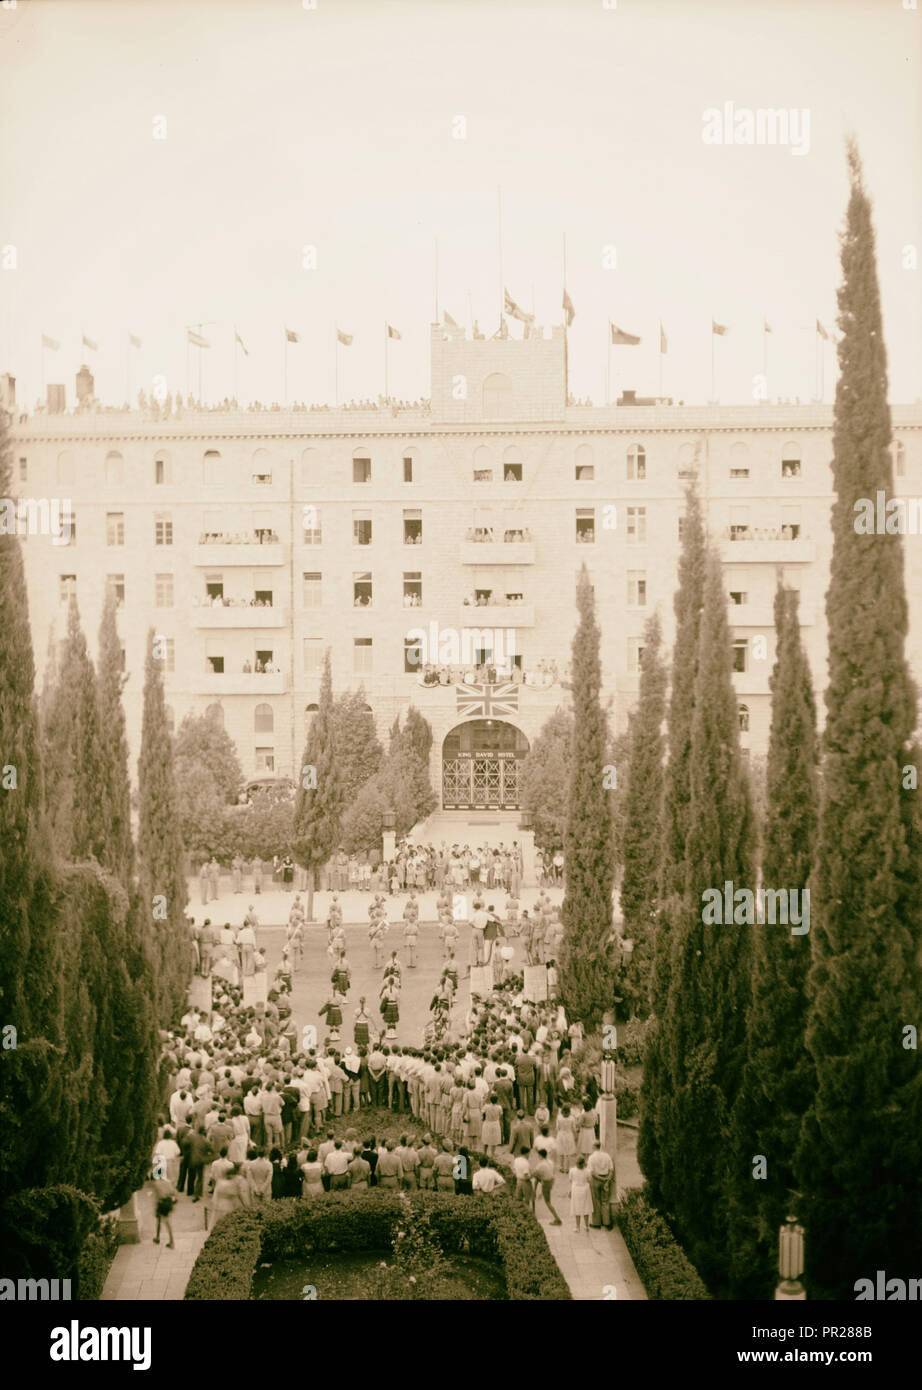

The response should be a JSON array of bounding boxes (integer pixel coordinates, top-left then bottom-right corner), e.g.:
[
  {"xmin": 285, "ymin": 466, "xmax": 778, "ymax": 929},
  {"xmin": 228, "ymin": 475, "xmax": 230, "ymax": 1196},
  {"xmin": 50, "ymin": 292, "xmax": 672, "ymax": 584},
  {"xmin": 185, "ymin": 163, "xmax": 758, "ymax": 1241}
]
[{"xmin": 1, "ymin": 0, "xmax": 919, "ymax": 409}]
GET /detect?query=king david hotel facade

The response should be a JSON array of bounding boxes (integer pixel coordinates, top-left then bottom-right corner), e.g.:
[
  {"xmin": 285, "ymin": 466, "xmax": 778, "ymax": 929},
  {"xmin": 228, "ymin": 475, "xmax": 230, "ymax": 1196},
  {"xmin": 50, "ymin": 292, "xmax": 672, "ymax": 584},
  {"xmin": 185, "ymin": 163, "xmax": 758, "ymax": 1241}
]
[{"xmin": 8, "ymin": 321, "xmax": 922, "ymax": 812}]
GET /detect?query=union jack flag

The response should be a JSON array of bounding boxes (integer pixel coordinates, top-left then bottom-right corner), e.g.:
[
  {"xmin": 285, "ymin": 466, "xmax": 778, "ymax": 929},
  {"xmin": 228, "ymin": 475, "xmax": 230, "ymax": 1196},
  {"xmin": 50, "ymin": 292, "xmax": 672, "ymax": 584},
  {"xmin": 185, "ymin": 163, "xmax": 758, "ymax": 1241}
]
[{"xmin": 455, "ymin": 683, "xmax": 519, "ymax": 718}]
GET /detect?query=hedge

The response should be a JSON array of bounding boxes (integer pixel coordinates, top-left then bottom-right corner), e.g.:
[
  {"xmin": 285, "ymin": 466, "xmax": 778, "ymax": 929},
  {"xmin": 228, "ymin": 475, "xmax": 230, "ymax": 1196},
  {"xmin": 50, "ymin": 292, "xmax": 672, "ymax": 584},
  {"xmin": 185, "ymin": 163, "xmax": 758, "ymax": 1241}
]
[
  {"xmin": 75, "ymin": 1217, "xmax": 120, "ymax": 1300},
  {"xmin": 616, "ymin": 1189, "xmax": 710, "ymax": 1300},
  {"xmin": 185, "ymin": 1184, "xmax": 570, "ymax": 1301}
]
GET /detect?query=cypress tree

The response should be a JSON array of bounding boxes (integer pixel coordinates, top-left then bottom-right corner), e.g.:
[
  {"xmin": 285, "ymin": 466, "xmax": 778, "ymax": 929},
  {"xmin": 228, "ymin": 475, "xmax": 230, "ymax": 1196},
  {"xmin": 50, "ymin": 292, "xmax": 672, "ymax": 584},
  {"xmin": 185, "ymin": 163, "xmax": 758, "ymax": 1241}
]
[
  {"xmin": 558, "ymin": 565, "xmax": 615, "ymax": 1028},
  {"xmin": 618, "ymin": 610, "xmax": 667, "ymax": 1015},
  {"xmin": 0, "ymin": 411, "xmax": 64, "ymax": 1200},
  {"xmin": 96, "ymin": 589, "xmax": 135, "ymax": 885},
  {"xmin": 661, "ymin": 553, "xmax": 755, "ymax": 1290},
  {"xmin": 795, "ymin": 141, "xmax": 922, "ymax": 1298},
  {"xmin": 292, "ymin": 649, "xmax": 343, "ymax": 919},
  {"xmin": 728, "ymin": 583, "xmax": 817, "ymax": 1297},
  {"xmin": 638, "ymin": 483, "xmax": 707, "ymax": 1206},
  {"xmin": 519, "ymin": 708, "xmax": 573, "ymax": 855},
  {"xmin": 137, "ymin": 629, "xmax": 191, "ymax": 1024},
  {"xmin": 331, "ymin": 686, "xmax": 383, "ymax": 808}
]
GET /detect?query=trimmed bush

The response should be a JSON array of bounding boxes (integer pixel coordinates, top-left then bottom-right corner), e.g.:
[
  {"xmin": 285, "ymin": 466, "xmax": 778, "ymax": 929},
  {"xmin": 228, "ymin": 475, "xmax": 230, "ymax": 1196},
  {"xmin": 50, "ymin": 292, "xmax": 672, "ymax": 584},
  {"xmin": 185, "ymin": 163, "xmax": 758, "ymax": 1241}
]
[
  {"xmin": 185, "ymin": 1185, "xmax": 570, "ymax": 1301},
  {"xmin": 76, "ymin": 1217, "xmax": 120, "ymax": 1300},
  {"xmin": 616, "ymin": 1189, "xmax": 710, "ymax": 1300}
]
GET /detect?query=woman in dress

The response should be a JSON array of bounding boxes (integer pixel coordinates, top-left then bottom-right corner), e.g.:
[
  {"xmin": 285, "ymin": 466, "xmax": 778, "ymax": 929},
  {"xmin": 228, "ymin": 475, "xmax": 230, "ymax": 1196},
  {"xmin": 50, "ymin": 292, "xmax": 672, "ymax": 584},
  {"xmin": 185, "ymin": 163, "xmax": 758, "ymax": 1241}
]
[
  {"xmin": 577, "ymin": 1099, "xmax": 598, "ymax": 1155},
  {"xmin": 568, "ymin": 1156, "xmax": 593, "ymax": 1232},
  {"xmin": 269, "ymin": 1147, "xmax": 286, "ymax": 1199},
  {"xmin": 300, "ymin": 1148, "xmax": 324, "ymax": 1198},
  {"xmin": 279, "ymin": 1154, "xmax": 303, "ymax": 1199},
  {"xmin": 481, "ymin": 1094, "xmax": 503, "ymax": 1158},
  {"xmin": 449, "ymin": 1076, "xmax": 467, "ymax": 1145},
  {"xmin": 462, "ymin": 1080, "xmax": 483, "ymax": 1149},
  {"xmin": 228, "ymin": 1106, "xmax": 250, "ymax": 1165},
  {"xmin": 454, "ymin": 1145, "xmax": 474, "ymax": 1195},
  {"xmin": 555, "ymin": 1105, "xmax": 577, "ymax": 1174},
  {"xmin": 210, "ymin": 1163, "xmax": 251, "ymax": 1221}
]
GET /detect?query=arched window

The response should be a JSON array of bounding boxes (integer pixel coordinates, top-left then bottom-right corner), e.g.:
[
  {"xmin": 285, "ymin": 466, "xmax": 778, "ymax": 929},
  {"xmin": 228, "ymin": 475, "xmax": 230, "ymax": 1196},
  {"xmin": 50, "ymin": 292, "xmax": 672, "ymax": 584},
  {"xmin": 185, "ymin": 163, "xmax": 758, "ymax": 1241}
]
[
  {"xmin": 575, "ymin": 443, "xmax": 594, "ymax": 481},
  {"xmin": 205, "ymin": 703, "xmax": 224, "ymax": 727},
  {"xmin": 729, "ymin": 441, "xmax": 749, "ymax": 478},
  {"xmin": 502, "ymin": 444, "xmax": 523, "ymax": 482},
  {"xmin": 252, "ymin": 448, "xmax": 272, "ymax": 485},
  {"xmin": 627, "ymin": 444, "xmax": 646, "ymax": 480},
  {"xmin": 352, "ymin": 447, "xmax": 372, "ymax": 484},
  {"xmin": 301, "ymin": 447, "xmax": 318, "ymax": 485},
  {"xmin": 483, "ymin": 373, "xmax": 512, "ymax": 420},
  {"xmin": 57, "ymin": 450, "xmax": 75, "ymax": 485},
  {"xmin": 306, "ymin": 702, "xmax": 319, "ymax": 713},
  {"xmin": 203, "ymin": 449, "xmax": 221, "ymax": 485},
  {"xmin": 738, "ymin": 703, "xmax": 750, "ymax": 733},
  {"xmin": 254, "ymin": 703, "xmax": 274, "ymax": 734},
  {"xmin": 677, "ymin": 442, "xmax": 697, "ymax": 478},
  {"xmin": 473, "ymin": 444, "xmax": 493, "ymax": 483},
  {"xmin": 105, "ymin": 451, "xmax": 124, "ymax": 485},
  {"xmin": 893, "ymin": 440, "xmax": 906, "ymax": 477},
  {"xmin": 154, "ymin": 449, "xmax": 172, "ymax": 485}
]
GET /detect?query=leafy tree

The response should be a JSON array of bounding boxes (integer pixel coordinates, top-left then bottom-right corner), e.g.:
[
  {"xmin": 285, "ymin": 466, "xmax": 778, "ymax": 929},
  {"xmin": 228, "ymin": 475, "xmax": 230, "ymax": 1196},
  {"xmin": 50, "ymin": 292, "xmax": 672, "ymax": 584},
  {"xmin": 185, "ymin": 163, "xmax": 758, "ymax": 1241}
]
[
  {"xmin": 338, "ymin": 708, "xmax": 436, "ymax": 851},
  {"xmin": 519, "ymin": 708, "xmax": 573, "ymax": 854},
  {"xmin": 659, "ymin": 553, "xmax": 755, "ymax": 1291},
  {"xmin": 291, "ymin": 649, "xmax": 343, "ymax": 919},
  {"xmin": 638, "ymin": 483, "xmax": 707, "ymax": 1206},
  {"xmin": 558, "ymin": 565, "xmax": 616, "ymax": 1027},
  {"xmin": 174, "ymin": 707, "xmax": 243, "ymax": 804},
  {"xmin": 95, "ymin": 589, "xmax": 135, "ymax": 885},
  {"xmin": 728, "ymin": 584, "xmax": 817, "ymax": 1297},
  {"xmin": 331, "ymin": 687, "xmax": 383, "ymax": 809},
  {"xmin": 137, "ymin": 630, "xmax": 191, "ymax": 1023},
  {"xmin": 225, "ymin": 787, "xmax": 295, "ymax": 862},
  {"xmin": 618, "ymin": 611, "xmax": 667, "ymax": 1015},
  {"xmin": 795, "ymin": 141, "xmax": 922, "ymax": 1298}
]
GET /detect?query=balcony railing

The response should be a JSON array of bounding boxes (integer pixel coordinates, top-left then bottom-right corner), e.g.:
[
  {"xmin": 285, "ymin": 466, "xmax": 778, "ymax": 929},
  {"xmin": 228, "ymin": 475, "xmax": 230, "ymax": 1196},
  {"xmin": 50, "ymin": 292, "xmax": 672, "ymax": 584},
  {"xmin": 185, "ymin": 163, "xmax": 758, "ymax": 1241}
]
[
  {"xmin": 721, "ymin": 532, "xmax": 815, "ymax": 564},
  {"xmin": 194, "ymin": 535, "xmax": 284, "ymax": 566},
  {"xmin": 191, "ymin": 604, "xmax": 287, "ymax": 628},
  {"xmin": 198, "ymin": 671, "xmax": 287, "ymax": 694}
]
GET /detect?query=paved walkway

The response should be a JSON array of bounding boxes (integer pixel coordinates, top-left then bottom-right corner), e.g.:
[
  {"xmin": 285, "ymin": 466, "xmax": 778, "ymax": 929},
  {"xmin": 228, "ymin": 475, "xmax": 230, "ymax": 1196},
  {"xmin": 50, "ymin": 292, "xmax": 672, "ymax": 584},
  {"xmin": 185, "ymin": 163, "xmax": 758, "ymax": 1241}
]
[{"xmin": 100, "ymin": 1187, "xmax": 208, "ymax": 1302}]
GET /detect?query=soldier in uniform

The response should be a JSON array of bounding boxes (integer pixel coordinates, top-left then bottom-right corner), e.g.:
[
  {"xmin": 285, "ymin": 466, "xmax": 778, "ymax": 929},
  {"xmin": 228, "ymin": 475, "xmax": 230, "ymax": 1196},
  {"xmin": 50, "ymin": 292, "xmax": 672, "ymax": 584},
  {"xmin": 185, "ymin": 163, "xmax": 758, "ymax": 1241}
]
[{"xmin": 353, "ymin": 998, "xmax": 371, "ymax": 1049}]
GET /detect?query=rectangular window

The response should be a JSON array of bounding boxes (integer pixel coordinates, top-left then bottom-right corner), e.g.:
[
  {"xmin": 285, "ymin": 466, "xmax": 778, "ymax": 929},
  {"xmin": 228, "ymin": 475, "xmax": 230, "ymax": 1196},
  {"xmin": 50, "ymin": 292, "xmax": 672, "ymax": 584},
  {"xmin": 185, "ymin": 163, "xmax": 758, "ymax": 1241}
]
[
  {"xmin": 59, "ymin": 574, "xmax": 76, "ymax": 603},
  {"xmin": 154, "ymin": 513, "xmax": 173, "ymax": 546},
  {"xmin": 627, "ymin": 572, "xmax": 647, "ymax": 607},
  {"xmin": 575, "ymin": 463, "xmax": 595, "ymax": 481},
  {"xmin": 503, "ymin": 462, "xmax": 523, "ymax": 482},
  {"xmin": 353, "ymin": 456, "xmax": 372, "ymax": 484},
  {"xmin": 252, "ymin": 471, "xmax": 272, "ymax": 486},
  {"xmin": 403, "ymin": 508, "xmax": 422, "ymax": 545},
  {"xmin": 64, "ymin": 510, "xmax": 76, "ymax": 545},
  {"xmin": 353, "ymin": 571, "xmax": 372, "ymax": 607},
  {"xmin": 729, "ymin": 590, "xmax": 747, "ymax": 606},
  {"xmin": 107, "ymin": 573, "xmax": 125, "ymax": 606},
  {"xmin": 403, "ymin": 571, "xmax": 422, "ymax": 606},
  {"xmin": 106, "ymin": 511, "xmax": 125, "ymax": 546},
  {"xmin": 403, "ymin": 456, "xmax": 414, "ymax": 483},
  {"xmin": 627, "ymin": 506, "xmax": 647, "ymax": 544},
  {"xmin": 302, "ymin": 572, "xmax": 322, "ymax": 607},
  {"xmin": 730, "ymin": 466, "xmax": 750, "ymax": 479},
  {"xmin": 303, "ymin": 506, "xmax": 322, "ymax": 545},
  {"xmin": 255, "ymin": 747, "xmax": 275, "ymax": 772},
  {"xmin": 353, "ymin": 511, "xmax": 372, "ymax": 546},
  {"xmin": 733, "ymin": 638, "xmax": 748, "ymax": 673},
  {"xmin": 155, "ymin": 573, "xmax": 174, "ymax": 607},
  {"xmin": 627, "ymin": 449, "xmax": 646, "ymax": 481},
  {"xmin": 781, "ymin": 506, "xmax": 802, "ymax": 540},
  {"xmin": 253, "ymin": 510, "xmax": 275, "ymax": 543},
  {"xmin": 155, "ymin": 456, "xmax": 172, "ymax": 485},
  {"xmin": 473, "ymin": 468, "xmax": 493, "ymax": 483},
  {"xmin": 303, "ymin": 638, "xmax": 324, "ymax": 674},
  {"xmin": 404, "ymin": 634, "xmax": 423, "ymax": 672},
  {"xmin": 164, "ymin": 638, "xmax": 175, "ymax": 672},
  {"xmin": 354, "ymin": 637, "xmax": 373, "ymax": 674},
  {"xmin": 628, "ymin": 636, "xmax": 645, "ymax": 673},
  {"xmin": 207, "ymin": 653, "xmax": 224, "ymax": 674},
  {"xmin": 18, "ymin": 457, "xmax": 27, "ymax": 482},
  {"xmin": 730, "ymin": 506, "xmax": 750, "ymax": 540},
  {"xmin": 575, "ymin": 507, "xmax": 595, "ymax": 543}
]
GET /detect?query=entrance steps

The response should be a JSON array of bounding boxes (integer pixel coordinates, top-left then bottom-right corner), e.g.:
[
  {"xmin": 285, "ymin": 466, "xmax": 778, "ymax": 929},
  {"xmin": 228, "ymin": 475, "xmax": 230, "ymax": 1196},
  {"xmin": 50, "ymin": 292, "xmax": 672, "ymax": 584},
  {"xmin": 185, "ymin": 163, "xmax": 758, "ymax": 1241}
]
[{"xmin": 408, "ymin": 810, "xmax": 536, "ymax": 885}]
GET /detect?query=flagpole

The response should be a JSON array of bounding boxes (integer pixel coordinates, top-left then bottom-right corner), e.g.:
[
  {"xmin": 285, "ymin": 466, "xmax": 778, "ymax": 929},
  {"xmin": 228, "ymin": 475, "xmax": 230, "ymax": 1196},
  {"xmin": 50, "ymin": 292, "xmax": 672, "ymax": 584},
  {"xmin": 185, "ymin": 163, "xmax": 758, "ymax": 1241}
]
[
  {"xmin": 562, "ymin": 232, "xmax": 568, "ymax": 404},
  {"xmin": 126, "ymin": 336, "xmax": 131, "ymax": 408},
  {"xmin": 334, "ymin": 325, "xmax": 339, "ymax": 407},
  {"xmin": 763, "ymin": 320, "xmax": 768, "ymax": 396},
  {"xmin": 711, "ymin": 323, "xmax": 716, "ymax": 403},
  {"xmin": 497, "ymin": 185, "xmax": 504, "ymax": 332},
  {"xmin": 658, "ymin": 320, "xmax": 663, "ymax": 400},
  {"xmin": 283, "ymin": 331, "xmax": 288, "ymax": 408},
  {"xmin": 384, "ymin": 322, "xmax": 389, "ymax": 404},
  {"xmin": 434, "ymin": 237, "xmax": 439, "ymax": 324},
  {"xmin": 233, "ymin": 326, "xmax": 238, "ymax": 406},
  {"xmin": 606, "ymin": 323, "xmax": 611, "ymax": 407},
  {"xmin": 819, "ymin": 332, "xmax": 825, "ymax": 402}
]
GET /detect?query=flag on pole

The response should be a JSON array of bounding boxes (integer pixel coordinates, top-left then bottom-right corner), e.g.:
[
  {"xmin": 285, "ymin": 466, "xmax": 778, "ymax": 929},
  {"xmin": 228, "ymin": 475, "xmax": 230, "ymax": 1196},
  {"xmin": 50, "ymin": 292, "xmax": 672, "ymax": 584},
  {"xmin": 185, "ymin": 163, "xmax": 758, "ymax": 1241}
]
[
  {"xmin": 610, "ymin": 322, "xmax": 641, "ymax": 346},
  {"xmin": 386, "ymin": 324, "xmax": 402, "ymax": 340},
  {"xmin": 504, "ymin": 288, "xmax": 535, "ymax": 325},
  {"xmin": 285, "ymin": 327, "xmax": 300, "ymax": 344},
  {"xmin": 187, "ymin": 329, "xmax": 210, "ymax": 348},
  {"xmin": 336, "ymin": 329, "xmax": 353, "ymax": 346},
  {"xmin": 763, "ymin": 319, "xmax": 772, "ymax": 334},
  {"xmin": 562, "ymin": 289, "xmax": 576, "ymax": 327},
  {"xmin": 711, "ymin": 320, "xmax": 727, "ymax": 336},
  {"xmin": 235, "ymin": 328, "xmax": 249, "ymax": 356},
  {"xmin": 472, "ymin": 320, "xmax": 485, "ymax": 340},
  {"xmin": 443, "ymin": 311, "xmax": 458, "ymax": 327},
  {"xmin": 41, "ymin": 334, "xmax": 60, "ymax": 351},
  {"xmin": 816, "ymin": 319, "xmax": 829, "ymax": 341},
  {"xmin": 82, "ymin": 334, "xmax": 98, "ymax": 352},
  {"xmin": 129, "ymin": 333, "xmax": 142, "ymax": 349},
  {"xmin": 492, "ymin": 317, "xmax": 508, "ymax": 340},
  {"xmin": 659, "ymin": 322, "xmax": 668, "ymax": 354}
]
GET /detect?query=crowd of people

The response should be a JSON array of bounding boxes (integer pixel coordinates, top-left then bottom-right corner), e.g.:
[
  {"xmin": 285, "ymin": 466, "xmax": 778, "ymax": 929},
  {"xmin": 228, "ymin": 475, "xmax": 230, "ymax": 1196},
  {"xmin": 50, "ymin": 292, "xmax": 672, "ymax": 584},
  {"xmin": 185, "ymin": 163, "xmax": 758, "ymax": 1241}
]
[
  {"xmin": 151, "ymin": 945, "xmax": 616, "ymax": 1244},
  {"xmin": 416, "ymin": 659, "xmax": 559, "ymax": 687}
]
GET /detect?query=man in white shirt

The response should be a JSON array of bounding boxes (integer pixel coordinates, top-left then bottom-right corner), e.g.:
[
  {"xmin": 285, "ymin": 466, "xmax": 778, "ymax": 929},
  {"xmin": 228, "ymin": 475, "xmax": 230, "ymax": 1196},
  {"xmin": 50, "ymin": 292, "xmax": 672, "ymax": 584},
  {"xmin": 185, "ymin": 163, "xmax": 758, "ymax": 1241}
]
[
  {"xmin": 469, "ymin": 903, "xmax": 488, "ymax": 971},
  {"xmin": 169, "ymin": 1088, "xmax": 192, "ymax": 1128},
  {"xmin": 587, "ymin": 1142, "xmax": 615, "ymax": 1230},
  {"xmin": 323, "ymin": 1141, "xmax": 351, "ymax": 1191},
  {"xmin": 472, "ymin": 1158, "xmax": 506, "ymax": 1194}
]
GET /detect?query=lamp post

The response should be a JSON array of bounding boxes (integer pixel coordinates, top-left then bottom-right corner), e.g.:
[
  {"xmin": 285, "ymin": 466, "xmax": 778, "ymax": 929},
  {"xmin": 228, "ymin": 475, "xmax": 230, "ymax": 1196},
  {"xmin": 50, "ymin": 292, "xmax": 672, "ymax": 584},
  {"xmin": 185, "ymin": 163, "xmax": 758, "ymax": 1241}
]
[
  {"xmin": 382, "ymin": 808, "xmax": 397, "ymax": 865},
  {"xmin": 775, "ymin": 1216, "xmax": 806, "ymax": 1300},
  {"xmin": 599, "ymin": 1049, "xmax": 619, "ymax": 1198}
]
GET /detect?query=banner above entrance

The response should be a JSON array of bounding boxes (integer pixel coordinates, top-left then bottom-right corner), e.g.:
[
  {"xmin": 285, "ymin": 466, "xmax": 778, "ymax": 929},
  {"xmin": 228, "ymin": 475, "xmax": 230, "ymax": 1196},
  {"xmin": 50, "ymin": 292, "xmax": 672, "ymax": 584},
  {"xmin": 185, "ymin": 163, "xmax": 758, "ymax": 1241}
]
[{"xmin": 456, "ymin": 682, "xmax": 519, "ymax": 718}]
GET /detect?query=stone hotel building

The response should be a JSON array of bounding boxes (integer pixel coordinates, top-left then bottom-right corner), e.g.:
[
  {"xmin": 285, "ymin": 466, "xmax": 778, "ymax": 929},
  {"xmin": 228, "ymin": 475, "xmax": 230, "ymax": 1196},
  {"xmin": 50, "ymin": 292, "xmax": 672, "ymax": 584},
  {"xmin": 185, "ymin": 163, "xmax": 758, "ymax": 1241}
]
[{"xmin": 7, "ymin": 323, "xmax": 922, "ymax": 810}]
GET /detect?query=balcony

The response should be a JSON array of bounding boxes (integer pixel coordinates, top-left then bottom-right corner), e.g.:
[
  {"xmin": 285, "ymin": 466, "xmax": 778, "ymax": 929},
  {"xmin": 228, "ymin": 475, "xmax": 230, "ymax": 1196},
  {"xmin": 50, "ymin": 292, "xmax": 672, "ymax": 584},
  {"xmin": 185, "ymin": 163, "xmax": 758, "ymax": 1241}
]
[
  {"xmin": 191, "ymin": 605, "xmax": 287, "ymax": 629},
  {"xmin": 194, "ymin": 541, "xmax": 284, "ymax": 567},
  {"xmin": 460, "ymin": 540, "xmax": 535, "ymax": 565},
  {"xmin": 728, "ymin": 601, "xmax": 816, "ymax": 628},
  {"xmin": 720, "ymin": 535, "xmax": 815, "ymax": 564},
  {"xmin": 198, "ymin": 672, "xmax": 287, "ymax": 695},
  {"xmin": 460, "ymin": 604, "xmax": 535, "ymax": 628}
]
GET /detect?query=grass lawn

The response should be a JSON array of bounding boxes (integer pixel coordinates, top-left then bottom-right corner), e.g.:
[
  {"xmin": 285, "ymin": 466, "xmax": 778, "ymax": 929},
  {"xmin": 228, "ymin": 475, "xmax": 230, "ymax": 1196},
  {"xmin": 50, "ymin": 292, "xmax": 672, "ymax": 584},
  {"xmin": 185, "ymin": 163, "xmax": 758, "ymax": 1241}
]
[{"xmin": 251, "ymin": 1250, "xmax": 508, "ymax": 1301}]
